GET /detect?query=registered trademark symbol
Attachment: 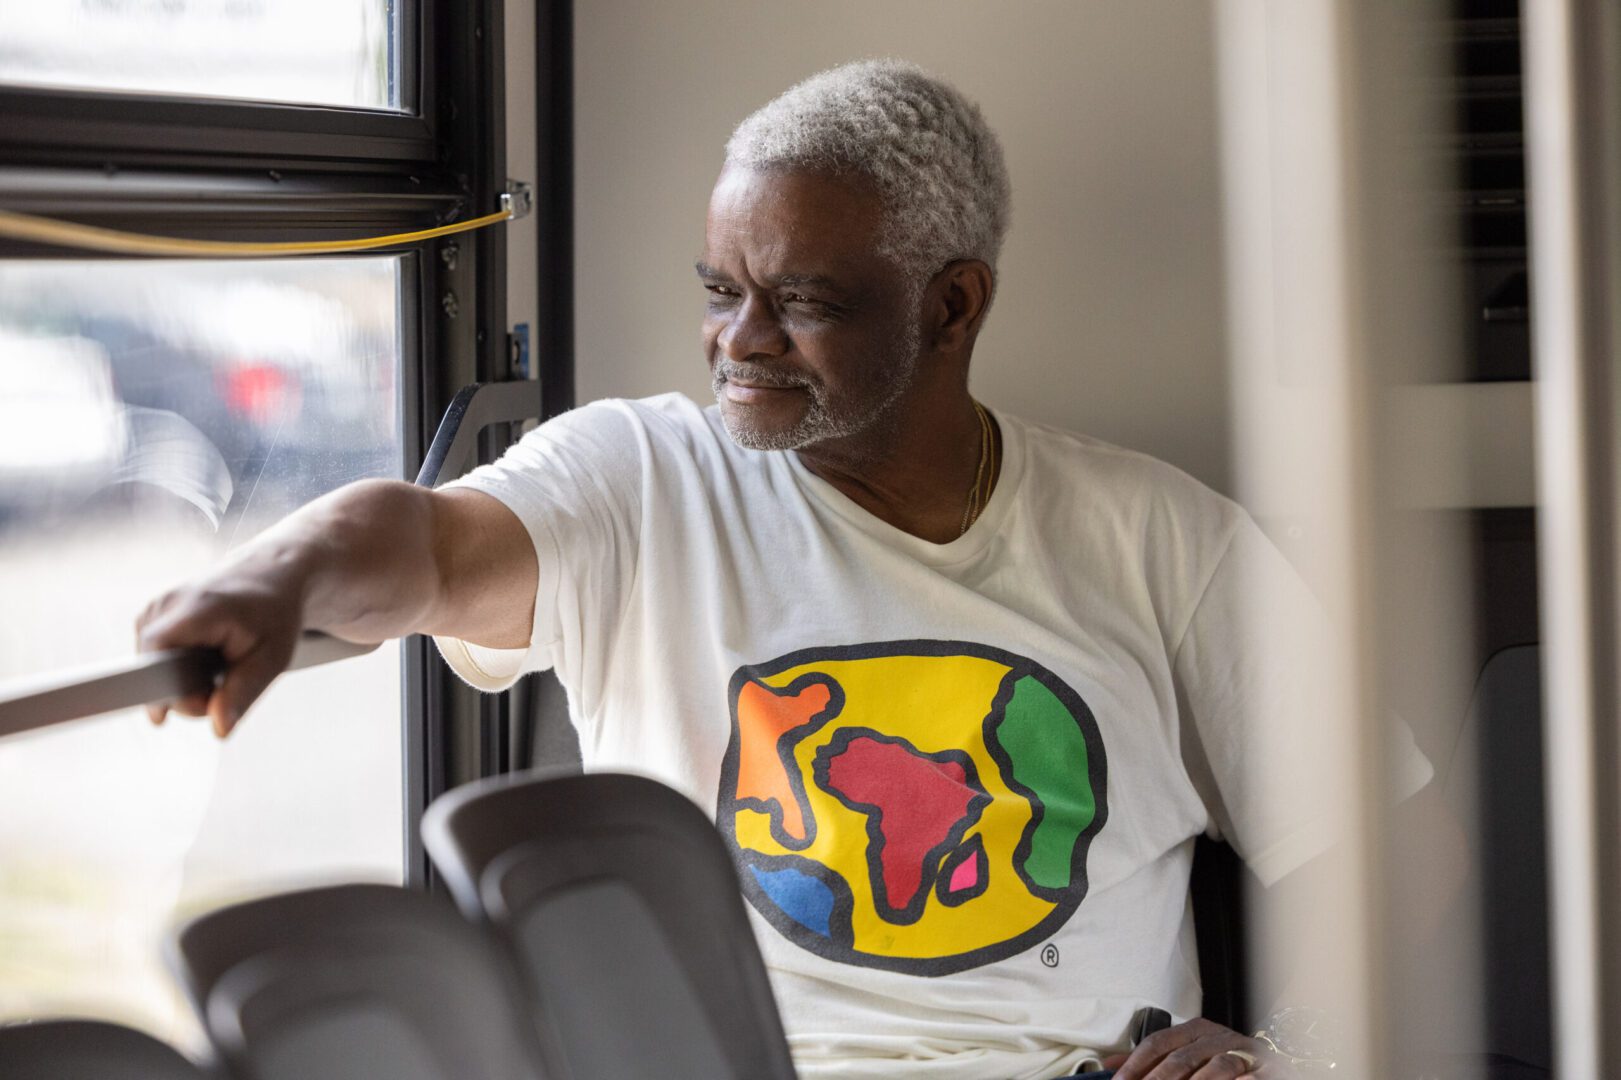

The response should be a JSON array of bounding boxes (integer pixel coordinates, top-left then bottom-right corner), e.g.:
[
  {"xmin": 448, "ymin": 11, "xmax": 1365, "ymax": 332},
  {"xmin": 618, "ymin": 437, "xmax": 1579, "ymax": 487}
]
[{"xmin": 1040, "ymin": 943, "xmax": 1060, "ymax": 968}]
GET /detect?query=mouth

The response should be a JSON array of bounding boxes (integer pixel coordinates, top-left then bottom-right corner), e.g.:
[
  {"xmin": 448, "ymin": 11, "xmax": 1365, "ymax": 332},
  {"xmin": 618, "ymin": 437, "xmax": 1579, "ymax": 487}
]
[
  {"xmin": 721, "ymin": 380, "xmax": 806, "ymax": 406},
  {"xmin": 713, "ymin": 362, "xmax": 811, "ymax": 406}
]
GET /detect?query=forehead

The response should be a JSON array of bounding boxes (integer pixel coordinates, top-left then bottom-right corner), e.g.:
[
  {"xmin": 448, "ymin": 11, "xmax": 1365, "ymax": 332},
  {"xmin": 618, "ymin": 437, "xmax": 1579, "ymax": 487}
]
[{"xmin": 703, "ymin": 165, "xmax": 887, "ymax": 279}]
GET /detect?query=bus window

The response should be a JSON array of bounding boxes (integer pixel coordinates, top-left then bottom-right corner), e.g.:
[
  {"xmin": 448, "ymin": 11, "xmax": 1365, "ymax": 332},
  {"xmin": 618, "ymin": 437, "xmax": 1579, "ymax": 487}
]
[{"xmin": 0, "ymin": 258, "xmax": 406, "ymax": 1047}]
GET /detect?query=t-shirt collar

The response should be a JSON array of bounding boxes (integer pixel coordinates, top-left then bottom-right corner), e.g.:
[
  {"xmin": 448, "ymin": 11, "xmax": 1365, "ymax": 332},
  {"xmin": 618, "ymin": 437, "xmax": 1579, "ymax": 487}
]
[{"xmin": 785, "ymin": 403, "xmax": 1025, "ymax": 567}]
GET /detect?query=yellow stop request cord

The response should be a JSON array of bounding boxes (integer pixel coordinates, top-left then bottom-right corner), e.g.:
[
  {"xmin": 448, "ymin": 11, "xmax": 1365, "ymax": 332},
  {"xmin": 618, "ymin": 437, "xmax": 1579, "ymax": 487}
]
[{"xmin": 0, "ymin": 182, "xmax": 529, "ymax": 258}]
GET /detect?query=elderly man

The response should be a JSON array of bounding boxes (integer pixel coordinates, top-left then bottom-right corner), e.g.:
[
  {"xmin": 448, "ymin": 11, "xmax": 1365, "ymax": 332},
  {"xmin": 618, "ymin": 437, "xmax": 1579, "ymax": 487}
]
[{"xmin": 139, "ymin": 61, "xmax": 1439, "ymax": 1079}]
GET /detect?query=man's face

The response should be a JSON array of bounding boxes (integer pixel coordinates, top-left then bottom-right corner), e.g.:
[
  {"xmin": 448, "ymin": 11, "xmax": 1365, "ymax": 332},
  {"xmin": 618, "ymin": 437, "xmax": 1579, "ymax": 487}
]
[{"xmin": 699, "ymin": 165, "xmax": 922, "ymax": 452}]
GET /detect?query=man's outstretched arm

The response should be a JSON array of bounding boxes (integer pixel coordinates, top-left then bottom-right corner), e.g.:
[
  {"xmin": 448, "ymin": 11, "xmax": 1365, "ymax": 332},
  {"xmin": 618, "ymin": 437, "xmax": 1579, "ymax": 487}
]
[{"xmin": 135, "ymin": 479, "xmax": 536, "ymax": 737}]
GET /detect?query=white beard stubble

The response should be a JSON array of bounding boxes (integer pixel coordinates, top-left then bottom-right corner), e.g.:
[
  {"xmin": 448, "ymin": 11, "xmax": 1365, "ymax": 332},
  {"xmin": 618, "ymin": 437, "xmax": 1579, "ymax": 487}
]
[{"xmin": 712, "ymin": 315, "xmax": 922, "ymax": 453}]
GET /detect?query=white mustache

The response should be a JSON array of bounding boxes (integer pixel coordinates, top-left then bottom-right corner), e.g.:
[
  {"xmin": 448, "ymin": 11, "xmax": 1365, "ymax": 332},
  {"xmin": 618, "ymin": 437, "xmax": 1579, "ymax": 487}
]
[{"xmin": 713, "ymin": 361, "xmax": 811, "ymax": 389}]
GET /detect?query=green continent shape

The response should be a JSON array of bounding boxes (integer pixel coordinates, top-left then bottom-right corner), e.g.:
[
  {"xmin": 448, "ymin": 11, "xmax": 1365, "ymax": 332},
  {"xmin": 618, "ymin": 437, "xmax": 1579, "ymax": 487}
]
[{"xmin": 995, "ymin": 674, "xmax": 1095, "ymax": 891}]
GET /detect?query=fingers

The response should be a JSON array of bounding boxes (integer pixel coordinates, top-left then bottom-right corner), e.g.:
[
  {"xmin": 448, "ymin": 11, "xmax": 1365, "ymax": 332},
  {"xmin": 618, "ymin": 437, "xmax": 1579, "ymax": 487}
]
[
  {"xmin": 1113, "ymin": 1019, "xmax": 1275, "ymax": 1080},
  {"xmin": 1188, "ymin": 1048, "xmax": 1266, "ymax": 1079},
  {"xmin": 134, "ymin": 582, "xmax": 300, "ymax": 739},
  {"xmin": 137, "ymin": 591, "xmax": 227, "ymax": 733},
  {"xmin": 209, "ymin": 698, "xmax": 233, "ymax": 740},
  {"xmin": 1234, "ymin": 1064, "xmax": 1295, "ymax": 1080},
  {"xmin": 1112, "ymin": 1018, "xmax": 1207, "ymax": 1079},
  {"xmin": 1144, "ymin": 1041, "xmax": 1249, "ymax": 1080},
  {"xmin": 143, "ymin": 682, "xmax": 207, "ymax": 729},
  {"xmin": 207, "ymin": 634, "xmax": 296, "ymax": 739}
]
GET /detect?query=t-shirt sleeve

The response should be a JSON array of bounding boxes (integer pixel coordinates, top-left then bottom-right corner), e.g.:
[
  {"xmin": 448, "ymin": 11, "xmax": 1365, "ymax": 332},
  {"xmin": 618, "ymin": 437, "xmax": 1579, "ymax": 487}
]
[
  {"xmin": 1171, "ymin": 514, "xmax": 1434, "ymax": 887},
  {"xmin": 431, "ymin": 399, "xmax": 646, "ymax": 694}
]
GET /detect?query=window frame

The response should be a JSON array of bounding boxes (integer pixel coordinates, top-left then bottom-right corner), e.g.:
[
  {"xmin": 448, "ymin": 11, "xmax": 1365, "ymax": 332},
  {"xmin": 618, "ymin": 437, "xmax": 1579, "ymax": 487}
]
[
  {"xmin": 0, "ymin": 0, "xmax": 432, "ymax": 168},
  {"xmin": 0, "ymin": 86, "xmax": 439, "ymax": 168}
]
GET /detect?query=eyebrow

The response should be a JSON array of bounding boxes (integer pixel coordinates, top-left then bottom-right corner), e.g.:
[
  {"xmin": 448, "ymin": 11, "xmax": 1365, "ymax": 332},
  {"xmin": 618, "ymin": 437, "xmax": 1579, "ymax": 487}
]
[
  {"xmin": 694, "ymin": 262, "xmax": 842, "ymax": 291},
  {"xmin": 769, "ymin": 272, "xmax": 841, "ymax": 289}
]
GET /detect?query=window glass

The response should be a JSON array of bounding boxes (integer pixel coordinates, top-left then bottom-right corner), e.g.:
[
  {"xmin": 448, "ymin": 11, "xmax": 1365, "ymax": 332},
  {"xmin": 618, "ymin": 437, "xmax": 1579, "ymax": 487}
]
[
  {"xmin": 0, "ymin": 257, "xmax": 405, "ymax": 1048},
  {"xmin": 0, "ymin": 0, "xmax": 397, "ymax": 110}
]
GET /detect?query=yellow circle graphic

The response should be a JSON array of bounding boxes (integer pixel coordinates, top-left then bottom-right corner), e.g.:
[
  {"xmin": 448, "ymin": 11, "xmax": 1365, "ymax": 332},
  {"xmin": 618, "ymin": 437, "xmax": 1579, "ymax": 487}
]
[{"xmin": 718, "ymin": 641, "xmax": 1108, "ymax": 975}]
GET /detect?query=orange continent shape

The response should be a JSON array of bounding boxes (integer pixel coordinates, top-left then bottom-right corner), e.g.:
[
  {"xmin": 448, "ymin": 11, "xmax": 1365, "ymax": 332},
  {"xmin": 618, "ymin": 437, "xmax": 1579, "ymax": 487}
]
[{"xmin": 736, "ymin": 678, "xmax": 831, "ymax": 843}]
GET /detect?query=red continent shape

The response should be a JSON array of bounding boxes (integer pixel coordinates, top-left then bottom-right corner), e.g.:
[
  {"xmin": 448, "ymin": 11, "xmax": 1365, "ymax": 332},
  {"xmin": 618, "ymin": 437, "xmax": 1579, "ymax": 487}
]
[{"xmin": 823, "ymin": 737, "xmax": 976, "ymax": 911}]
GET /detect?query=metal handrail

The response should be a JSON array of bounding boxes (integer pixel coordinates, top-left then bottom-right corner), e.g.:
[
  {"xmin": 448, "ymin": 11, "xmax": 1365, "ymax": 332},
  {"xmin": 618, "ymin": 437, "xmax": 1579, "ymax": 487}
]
[
  {"xmin": 0, "ymin": 379, "xmax": 544, "ymax": 740},
  {"xmin": 0, "ymin": 633, "xmax": 381, "ymax": 740},
  {"xmin": 415, "ymin": 378, "xmax": 543, "ymax": 487}
]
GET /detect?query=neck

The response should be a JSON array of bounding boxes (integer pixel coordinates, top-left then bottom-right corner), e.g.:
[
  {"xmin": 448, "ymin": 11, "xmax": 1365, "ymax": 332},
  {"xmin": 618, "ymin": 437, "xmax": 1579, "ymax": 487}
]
[{"xmin": 795, "ymin": 381, "xmax": 999, "ymax": 545}]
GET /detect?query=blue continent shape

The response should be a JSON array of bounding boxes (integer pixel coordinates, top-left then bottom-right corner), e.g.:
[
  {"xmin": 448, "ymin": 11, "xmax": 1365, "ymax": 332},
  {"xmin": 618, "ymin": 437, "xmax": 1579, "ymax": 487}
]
[{"xmin": 749, "ymin": 864, "xmax": 837, "ymax": 938}]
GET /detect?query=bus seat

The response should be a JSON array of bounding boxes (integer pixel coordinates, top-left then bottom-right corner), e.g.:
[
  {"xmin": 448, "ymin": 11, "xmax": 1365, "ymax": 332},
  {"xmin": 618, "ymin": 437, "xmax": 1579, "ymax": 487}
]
[
  {"xmin": 170, "ymin": 883, "xmax": 549, "ymax": 1080},
  {"xmin": 0, "ymin": 1019, "xmax": 211, "ymax": 1079},
  {"xmin": 422, "ymin": 770, "xmax": 799, "ymax": 1080}
]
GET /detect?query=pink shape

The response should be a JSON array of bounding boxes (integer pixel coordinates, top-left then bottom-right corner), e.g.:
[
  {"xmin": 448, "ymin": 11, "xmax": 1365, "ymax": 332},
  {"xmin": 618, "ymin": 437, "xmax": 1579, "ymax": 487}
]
[{"xmin": 947, "ymin": 851, "xmax": 979, "ymax": 893}]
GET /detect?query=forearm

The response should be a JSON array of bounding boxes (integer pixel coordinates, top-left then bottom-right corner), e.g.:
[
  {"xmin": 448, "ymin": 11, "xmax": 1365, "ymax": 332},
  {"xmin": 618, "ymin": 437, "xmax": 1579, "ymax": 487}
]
[
  {"xmin": 138, "ymin": 476, "xmax": 533, "ymax": 736},
  {"xmin": 229, "ymin": 478, "xmax": 445, "ymax": 643}
]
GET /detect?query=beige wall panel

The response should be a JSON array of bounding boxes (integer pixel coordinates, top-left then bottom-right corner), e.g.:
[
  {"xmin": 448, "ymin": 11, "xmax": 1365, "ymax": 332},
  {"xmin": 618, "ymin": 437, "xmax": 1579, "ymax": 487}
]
[{"xmin": 574, "ymin": 0, "xmax": 1231, "ymax": 492}]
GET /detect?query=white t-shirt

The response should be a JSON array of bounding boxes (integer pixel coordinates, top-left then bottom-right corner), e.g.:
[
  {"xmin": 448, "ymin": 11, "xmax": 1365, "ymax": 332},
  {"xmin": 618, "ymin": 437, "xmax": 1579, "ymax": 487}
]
[{"xmin": 434, "ymin": 393, "xmax": 1431, "ymax": 1080}]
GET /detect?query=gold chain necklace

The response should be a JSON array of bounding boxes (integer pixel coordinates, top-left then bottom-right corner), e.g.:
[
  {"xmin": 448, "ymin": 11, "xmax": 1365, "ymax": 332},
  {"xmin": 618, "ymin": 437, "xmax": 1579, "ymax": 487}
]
[{"xmin": 959, "ymin": 401, "xmax": 997, "ymax": 537}]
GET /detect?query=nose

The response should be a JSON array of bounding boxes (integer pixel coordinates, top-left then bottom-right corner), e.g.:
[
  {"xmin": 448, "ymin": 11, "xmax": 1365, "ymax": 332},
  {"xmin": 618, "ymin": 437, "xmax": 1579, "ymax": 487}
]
[{"xmin": 716, "ymin": 294, "xmax": 790, "ymax": 364}]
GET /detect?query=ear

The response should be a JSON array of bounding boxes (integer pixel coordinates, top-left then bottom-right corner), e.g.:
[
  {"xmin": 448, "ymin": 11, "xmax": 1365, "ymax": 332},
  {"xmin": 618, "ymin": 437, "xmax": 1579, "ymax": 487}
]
[{"xmin": 926, "ymin": 259, "xmax": 995, "ymax": 353}]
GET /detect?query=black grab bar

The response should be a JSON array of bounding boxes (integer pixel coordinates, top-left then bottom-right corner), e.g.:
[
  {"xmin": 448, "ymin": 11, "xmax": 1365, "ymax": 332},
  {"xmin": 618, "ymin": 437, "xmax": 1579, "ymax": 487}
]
[{"xmin": 0, "ymin": 379, "xmax": 545, "ymax": 740}]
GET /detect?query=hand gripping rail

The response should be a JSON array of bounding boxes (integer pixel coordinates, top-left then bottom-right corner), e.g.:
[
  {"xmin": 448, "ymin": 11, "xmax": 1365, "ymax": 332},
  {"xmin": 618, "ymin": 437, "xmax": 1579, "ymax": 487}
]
[{"xmin": 0, "ymin": 379, "xmax": 544, "ymax": 740}]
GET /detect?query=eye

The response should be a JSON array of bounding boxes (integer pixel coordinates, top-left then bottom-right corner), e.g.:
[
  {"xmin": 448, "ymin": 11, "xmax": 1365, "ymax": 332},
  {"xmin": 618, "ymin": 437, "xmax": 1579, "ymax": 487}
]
[
  {"xmin": 781, "ymin": 293, "xmax": 846, "ymax": 321},
  {"xmin": 704, "ymin": 283, "xmax": 739, "ymax": 299},
  {"xmin": 783, "ymin": 292, "xmax": 837, "ymax": 311}
]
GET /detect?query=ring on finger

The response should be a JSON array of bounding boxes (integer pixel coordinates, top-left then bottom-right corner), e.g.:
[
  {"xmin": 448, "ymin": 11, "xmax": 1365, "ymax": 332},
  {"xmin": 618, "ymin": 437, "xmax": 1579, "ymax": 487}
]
[{"xmin": 1221, "ymin": 1048, "xmax": 1259, "ymax": 1068}]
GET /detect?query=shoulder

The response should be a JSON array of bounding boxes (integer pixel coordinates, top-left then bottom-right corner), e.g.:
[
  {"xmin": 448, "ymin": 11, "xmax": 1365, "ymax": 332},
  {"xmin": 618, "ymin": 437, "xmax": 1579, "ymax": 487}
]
[
  {"xmin": 1008, "ymin": 412, "xmax": 1245, "ymax": 539},
  {"xmin": 620, "ymin": 392, "xmax": 731, "ymax": 446},
  {"xmin": 527, "ymin": 392, "xmax": 727, "ymax": 460},
  {"xmin": 544, "ymin": 391, "xmax": 710, "ymax": 435}
]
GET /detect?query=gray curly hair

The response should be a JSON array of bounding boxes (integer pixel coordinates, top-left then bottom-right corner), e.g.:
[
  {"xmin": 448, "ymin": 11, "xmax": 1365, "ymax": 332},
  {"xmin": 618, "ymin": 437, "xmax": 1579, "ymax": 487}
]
[{"xmin": 725, "ymin": 59, "xmax": 1011, "ymax": 292}]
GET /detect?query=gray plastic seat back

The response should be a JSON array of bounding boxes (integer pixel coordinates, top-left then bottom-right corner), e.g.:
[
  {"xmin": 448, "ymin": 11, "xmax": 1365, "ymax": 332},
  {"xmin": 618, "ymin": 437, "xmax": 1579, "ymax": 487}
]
[
  {"xmin": 423, "ymin": 770, "xmax": 798, "ymax": 1080},
  {"xmin": 0, "ymin": 1019, "xmax": 209, "ymax": 1080},
  {"xmin": 172, "ymin": 883, "xmax": 548, "ymax": 1080}
]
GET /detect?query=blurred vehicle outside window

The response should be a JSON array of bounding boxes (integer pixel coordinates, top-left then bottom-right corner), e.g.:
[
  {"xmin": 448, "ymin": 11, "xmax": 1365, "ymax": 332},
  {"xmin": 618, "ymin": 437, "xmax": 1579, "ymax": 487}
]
[{"xmin": 0, "ymin": 257, "xmax": 405, "ymax": 1049}]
